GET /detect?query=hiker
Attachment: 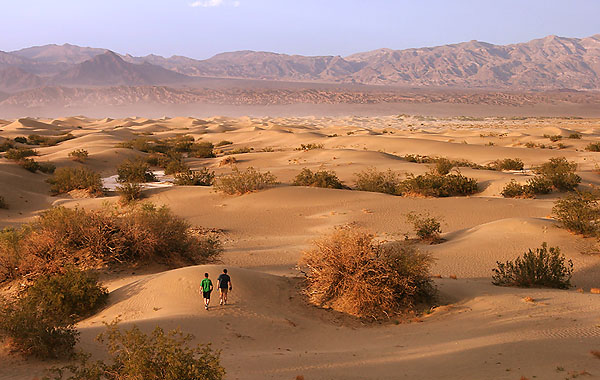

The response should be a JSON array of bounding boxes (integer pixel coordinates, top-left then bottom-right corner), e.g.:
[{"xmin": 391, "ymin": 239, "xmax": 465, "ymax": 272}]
[
  {"xmin": 201, "ymin": 272, "xmax": 213, "ymax": 310},
  {"xmin": 217, "ymin": 268, "xmax": 233, "ymax": 306}
]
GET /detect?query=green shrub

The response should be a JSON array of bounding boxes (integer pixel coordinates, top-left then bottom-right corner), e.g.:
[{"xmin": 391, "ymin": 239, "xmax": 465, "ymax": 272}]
[
  {"xmin": 117, "ymin": 182, "xmax": 144, "ymax": 204},
  {"xmin": 398, "ymin": 172, "xmax": 478, "ymax": 197},
  {"xmin": 488, "ymin": 158, "xmax": 524, "ymax": 171},
  {"xmin": 223, "ymin": 146, "xmax": 252, "ymax": 155},
  {"xmin": 4, "ymin": 148, "xmax": 37, "ymax": 160},
  {"xmin": 525, "ymin": 176, "xmax": 553, "ymax": 195},
  {"xmin": 13, "ymin": 136, "xmax": 27, "ymax": 144},
  {"xmin": 293, "ymin": 168, "xmax": 345, "ymax": 189},
  {"xmin": 552, "ymin": 191, "xmax": 600, "ymax": 237},
  {"xmin": 0, "ymin": 204, "xmax": 222, "ymax": 281},
  {"xmin": 47, "ymin": 167, "xmax": 104, "ymax": 195},
  {"xmin": 492, "ymin": 243, "xmax": 573, "ymax": 289},
  {"xmin": 216, "ymin": 140, "xmax": 233, "ymax": 147},
  {"xmin": 46, "ymin": 320, "xmax": 225, "ymax": 380},
  {"xmin": 174, "ymin": 168, "xmax": 215, "ymax": 186},
  {"xmin": 354, "ymin": 168, "xmax": 400, "ymax": 195},
  {"xmin": 215, "ymin": 167, "xmax": 278, "ymax": 195},
  {"xmin": 406, "ymin": 212, "xmax": 442, "ymax": 241},
  {"xmin": 119, "ymin": 135, "xmax": 198, "ymax": 154},
  {"xmin": 191, "ymin": 141, "xmax": 215, "ymax": 158},
  {"xmin": 568, "ymin": 133, "xmax": 582, "ymax": 139},
  {"xmin": 117, "ymin": 158, "xmax": 156, "ymax": 183},
  {"xmin": 534, "ymin": 157, "xmax": 580, "ymax": 191},
  {"xmin": 68, "ymin": 149, "xmax": 89, "ymax": 163},
  {"xmin": 501, "ymin": 180, "xmax": 529, "ymax": 198},
  {"xmin": 0, "ymin": 268, "xmax": 107, "ymax": 358},
  {"xmin": 0, "ymin": 196, "xmax": 7, "ymax": 209},
  {"xmin": 300, "ymin": 226, "xmax": 435, "ymax": 320},
  {"xmin": 586, "ymin": 142, "xmax": 600, "ymax": 152}
]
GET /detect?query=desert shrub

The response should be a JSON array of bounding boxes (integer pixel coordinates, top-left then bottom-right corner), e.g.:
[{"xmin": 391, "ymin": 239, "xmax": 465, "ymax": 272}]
[
  {"xmin": 215, "ymin": 167, "xmax": 278, "ymax": 195},
  {"xmin": 492, "ymin": 243, "xmax": 573, "ymax": 289},
  {"xmin": 4, "ymin": 148, "xmax": 37, "ymax": 160},
  {"xmin": 586, "ymin": 142, "xmax": 600, "ymax": 152},
  {"xmin": 174, "ymin": 168, "xmax": 215, "ymax": 186},
  {"xmin": 163, "ymin": 159, "xmax": 189, "ymax": 175},
  {"xmin": 552, "ymin": 191, "xmax": 600, "ymax": 237},
  {"xmin": 46, "ymin": 320, "xmax": 225, "ymax": 380},
  {"xmin": 38, "ymin": 161, "xmax": 56, "ymax": 174},
  {"xmin": 397, "ymin": 172, "xmax": 478, "ymax": 197},
  {"xmin": 406, "ymin": 212, "xmax": 442, "ymax": 242},
  {"xmin": 568, "ymin": 133, "xmax": 582, "ymax": 139},
  {"xmin": 354, "ymin": 168, "xmax": 400, "ymax": 195},
  {"xmin": 433, "ymin": 158, "xmax": 453, "ymax": 175},
  {"xmin": 544, "ymin": 134, "xmax": 562, "ymax": 142},
  {"xmin": 501, "ymin": 176, "xmax": 552, "ymax": 198},
  {"xmin": 119, "ymin": 135, "xmax": 198, "ymax": 155},
  {"xmin": 296, "ymin": 143, "xmax": 324, "ymax": 151},
  {"xmin": 223, "ymin": 146, "xmax": 252, "ymax": 155},
  {"xmin": 191, "ymin": 141, "xmax": 215, "ymax": 158},
  {"xmin": 488, "ymin": 158, "xmax": 524, "ymax": 171},
  {"xmin": 300, "ymin": 226, "xmax": 435, "ymax": 320},
  {"xmin": 0, "ymin": 140, "xmax": 15, "ymax": 153},
  {"xmin": 68, "ymin": 149, "xmax": 89, "ymax": 162},
  {"xmin": 534, "ymin": 157, "xmax": 580, "ymax": 191},
  {"xmin": 47, "ymin": 167, "xmax": 104, "ymax": 195},
  {"xmin": 27, "ymin": 134, "xmax": 75, "ymax": 146},
  {"xmin": 0, "ymin": 268, "xmax": 107, "ymax": 358},
  {"xmin": 0, "ymin": 204, "xmax": 222, "ymax": 281},
  {"xmin": 0, "ymin": 196, "xmax": 7, "ymax": 209},
  {"xmin": 219, "ymin": 156, "xmax": 237, "ymax": 166},
  {"xmin": 13, "ymin": 136, "xmax": 27, "ymax": 144},
  {"xmin": 216, "ymin": 140, "xmax": 233, "ymax": 147},
  {"xmin": 117, "ymin": 158, "xmax": 156, "ymax": 183},
  {"xmin": 18, "ymin": 158, "xmax": 40, "ymax": 172},
  {"xmin": 117, "ymin": 182, "xmax": 143, "ymax": 204},
  {"xmin": 293, "ymin": 168, "xmax": 345, "ymax": 189}
]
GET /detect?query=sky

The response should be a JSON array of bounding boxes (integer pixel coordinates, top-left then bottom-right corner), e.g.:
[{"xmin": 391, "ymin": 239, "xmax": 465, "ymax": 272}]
[{"xmin": 1, "ymin": 0, "xmax": 599, "ymax": 59}]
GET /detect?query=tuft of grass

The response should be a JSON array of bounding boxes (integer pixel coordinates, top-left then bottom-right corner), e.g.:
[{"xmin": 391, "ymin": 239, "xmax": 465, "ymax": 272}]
[
  {"xmin": 47, "ymin": 167, "xmax": 104, "ymax": 195},
  {"xmin": 215, "ymin": 167, "xmax": 278, "ymax": 195},
  {"xmin": 492, "ymin": 242, "xmax": 573, "ymax": 289},
  {"xmin": 293, "ymin": 168, "xmax": 346, "ymax": 189},
  {"xmin": 300, "ymin": 226, "xmax": 436, "ymax": 320}
]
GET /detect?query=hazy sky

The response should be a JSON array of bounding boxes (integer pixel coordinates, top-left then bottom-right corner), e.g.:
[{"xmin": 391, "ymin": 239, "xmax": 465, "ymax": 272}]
[{"xmin": 1, "ymin": 0, "xmax": 599, "ymax": 59}]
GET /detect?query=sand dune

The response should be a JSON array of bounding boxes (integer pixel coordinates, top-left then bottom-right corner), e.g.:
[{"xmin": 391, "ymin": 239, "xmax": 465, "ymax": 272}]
[{"xmin": 1, "ymin": 114, "xmax": 600, "ymax": 379}]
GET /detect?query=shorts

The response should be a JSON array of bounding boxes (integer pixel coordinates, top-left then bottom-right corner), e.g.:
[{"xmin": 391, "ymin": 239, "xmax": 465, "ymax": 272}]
[
  {"xmin": 219, "ymin": 287, "xmax": 228, "ymax": 294},
  {"xmin": 203, "ymin": 291, "xmax": 211, "ymax": 299}
]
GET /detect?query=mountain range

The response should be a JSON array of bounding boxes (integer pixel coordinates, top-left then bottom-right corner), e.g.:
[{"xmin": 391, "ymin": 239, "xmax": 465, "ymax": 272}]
[{"xmin": 1, "ymin": 35, "xmax": 600, "ymax": 93}]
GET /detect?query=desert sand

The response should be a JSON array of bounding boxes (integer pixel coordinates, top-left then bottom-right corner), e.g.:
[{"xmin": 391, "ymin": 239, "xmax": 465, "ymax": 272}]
[{"xmin": 1, "ymin": 113, "xmax": 600, "ymax": 379}]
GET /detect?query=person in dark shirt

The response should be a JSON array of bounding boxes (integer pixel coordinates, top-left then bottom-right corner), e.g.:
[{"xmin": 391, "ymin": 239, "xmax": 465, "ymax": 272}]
[{"xmin": 217, "ymin": 269, "xmax": 232, "ymax": 306}]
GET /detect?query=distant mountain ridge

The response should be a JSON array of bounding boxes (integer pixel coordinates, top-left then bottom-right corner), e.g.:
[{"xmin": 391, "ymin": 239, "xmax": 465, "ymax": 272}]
[{"xmin": 1, "ymin": 34, "xmax": 600, "ymax": 92}]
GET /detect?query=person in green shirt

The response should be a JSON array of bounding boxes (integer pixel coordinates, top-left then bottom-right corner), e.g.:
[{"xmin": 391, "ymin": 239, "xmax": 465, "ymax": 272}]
[{"xmin": 200, "ymin": 272, "xmax": 213, "ymax": 310}]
